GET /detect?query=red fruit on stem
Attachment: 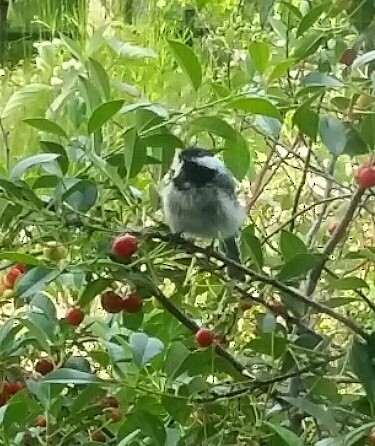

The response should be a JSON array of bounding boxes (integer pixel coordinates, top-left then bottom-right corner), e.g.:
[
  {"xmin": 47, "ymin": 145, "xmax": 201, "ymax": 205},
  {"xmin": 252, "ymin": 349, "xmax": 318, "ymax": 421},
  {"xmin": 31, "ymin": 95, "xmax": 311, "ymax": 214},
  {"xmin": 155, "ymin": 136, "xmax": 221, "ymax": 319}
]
[
  {"xmin": 122, "ymin": 294, "xmax": 143, "ymax": 313},
  {"xmin": 4, "ymin": 381, "xmax": 23, "ymax": 395},
  {"xmin": 105, "ymin": 407, "xmax": 123, "ymax": 422},
  {"xmin": 340, "ymin": 48, "xmax": 356, "ymax": 66},
  {"xmin": 14, "ymin": 263, "xmax": 27, "ymax": 273},
  {"xmin": 65, "ymin": 307, "xmax": 85, "ymax": 326},
  {"xmin": 112, "ymin": 234, "xmax": 138, "ymax": 261},
  {"xmin": 195, "ymin": 328, "xmax": 215, "ymax": 348},
  {"xmin": 101, "ymin": 395, "xmax": 119, "ymax": 407},
  {"xmin": 91, "ymin": 430, "xmax": 106, "ymax": 442},
  {"xmin": 268, "ymin": 300, "xmax": 288, "ymax": 316},
  {"xmin": 355, "ymin": 164, "xmax": 375, "ymax": 189},
  {"xmin": 35, "ymin": 359, "xmax": 54, "ymax": 375},
  {"xmin": 5, "ymin": 267, "xmax": 23, "ymax": 288},
  {"xmin": 35, "ymin": 415, "xmax": 47, "ymax": 428},
  {"xmin": 22, "ymin": 433, "xmax": 32, "ymax": 446},
  {"xmin": 101, "ymin": 291, "xmax": 124, "ymax": 313}
]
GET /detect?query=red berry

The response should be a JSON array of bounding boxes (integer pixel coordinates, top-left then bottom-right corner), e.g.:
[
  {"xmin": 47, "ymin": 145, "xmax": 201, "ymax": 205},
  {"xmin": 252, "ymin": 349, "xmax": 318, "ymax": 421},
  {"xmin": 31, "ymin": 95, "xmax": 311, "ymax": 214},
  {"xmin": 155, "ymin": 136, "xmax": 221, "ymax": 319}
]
[
  {"xmin": 5, "ymin": 267, "xmax": 23, "ymax": 288},
  {"xmin": 101, "ymin": 395, "xmax": 119, "ymax": 407},
  {"xmin": 340, "ymin": 48, "xmax": 356, "ymax": 66},
  {"xmin": 112, "ymin": 234, "xmax": 138, "ymax": 261},
  {"xmin": 355, "ymin": 164, "xmax": 375, "ymax": 189},
  {"xmin": 35, "ymin": 358, "xmax": 54, "ymax": 375},
  {"xmin": 105, "ymin": 407, "xmax": 122, "ymax": 422},
  {"xmin": 4, "ymin": 381, "xmax": 23, "ymax": 395},
  {"xmin": 91, "ymin": 430, "xmax": 106, "ymax": 442},
  {"xmin": 14, "ymin": 263, "xmax": 27, "ymax": 273},
  {"xmin": 35, "ymin": 415, "xmax": 46, "ymax": 427},
  {"xmin": 268, "ymin": 300, "xmax": 288, "ymax": 316},
  {"xmin": 65, "ymin": 307, "xmax": 85, "ymax": 326},
  {"xmin": 195, "ymin": 328, "xmax": 215, "ymax": 347},
  {"xmin": 122, "ymin": 294, "xmax": 143, "ymax": 313},
  {"xmin": 101, "ymin": 291, "xmax": 124, "ymax": 313},
  {"xmin": 22, "ymin": 433, "xmax": 32, "ymax": 446}
]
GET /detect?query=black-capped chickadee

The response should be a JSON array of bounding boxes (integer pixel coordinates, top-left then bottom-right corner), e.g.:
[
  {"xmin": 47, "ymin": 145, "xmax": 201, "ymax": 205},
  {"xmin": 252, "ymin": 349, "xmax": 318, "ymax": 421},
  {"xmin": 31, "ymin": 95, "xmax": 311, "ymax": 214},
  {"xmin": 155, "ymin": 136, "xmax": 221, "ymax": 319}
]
[{"xmin": 162, "ymin": 146, "xmax": 246, "ymax": 280}]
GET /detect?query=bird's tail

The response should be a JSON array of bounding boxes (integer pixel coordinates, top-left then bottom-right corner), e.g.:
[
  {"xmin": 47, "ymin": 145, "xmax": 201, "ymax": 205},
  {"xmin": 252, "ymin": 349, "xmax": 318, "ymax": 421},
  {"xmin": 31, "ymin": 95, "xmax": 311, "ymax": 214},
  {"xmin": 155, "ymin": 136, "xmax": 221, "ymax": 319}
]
[{"xmin": 219, "ymin": 236, "xmax": 245, "ymax": 281}]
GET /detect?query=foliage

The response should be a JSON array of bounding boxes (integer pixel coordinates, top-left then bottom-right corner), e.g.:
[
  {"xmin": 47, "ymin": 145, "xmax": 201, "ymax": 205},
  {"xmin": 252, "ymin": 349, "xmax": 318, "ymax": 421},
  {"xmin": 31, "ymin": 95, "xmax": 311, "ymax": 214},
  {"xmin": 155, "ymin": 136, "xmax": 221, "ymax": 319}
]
[{"xmin": 1, "ymin": 0, "xmax": 375, "ymax": 445}]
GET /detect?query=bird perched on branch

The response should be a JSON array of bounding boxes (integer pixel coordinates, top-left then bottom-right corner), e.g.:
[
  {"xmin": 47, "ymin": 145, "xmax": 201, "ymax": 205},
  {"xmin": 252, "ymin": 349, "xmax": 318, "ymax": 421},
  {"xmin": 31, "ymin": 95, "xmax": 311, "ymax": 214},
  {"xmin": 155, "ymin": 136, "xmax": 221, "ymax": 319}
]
[{"xmin": 161, "ymin": 146, "xmax": 246, "ymax": 280}]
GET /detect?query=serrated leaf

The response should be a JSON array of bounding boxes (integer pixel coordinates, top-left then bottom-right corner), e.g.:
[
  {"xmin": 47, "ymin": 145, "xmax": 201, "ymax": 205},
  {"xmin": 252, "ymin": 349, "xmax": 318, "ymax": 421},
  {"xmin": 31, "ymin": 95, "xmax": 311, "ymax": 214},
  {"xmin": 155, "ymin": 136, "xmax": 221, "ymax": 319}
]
[
  {"xmin": 223, "ymin": 135, "xmax": 251, "ymax": 181},
  {"xmin": 14, "ymin": 266, "xmax": 60, "ymax": 300},
  {"xmin": 249, "ymin": 41, "xmax": 269, "ymax": 73},
  {"xmin": 301, "ymin": 73, "xmax": 343, "ymax": 88},
  {"xmin": 227, "ymin": 97, "xmax": 282, "ymax": 120},
  {"xmin": 319, "ymin": 116, "xmax": 347, "ymax": 156},
  {"xmin": 280, "ymin": 231, "xmax": 307, "ymax": 261},
  {"xmin": 130, "ymin": 333, "xmax": 164, "ymax": 368},
  {"xmin": 297, "ymin": 3, "xmax": 329, "ymax": 37},
  {"xmin": 278, "ymin": 253, "xmax": 322, "ymax": 281},
  {"xmin": 1, "ymin": 83, "xmax": 54, "ymax": 119},
  {"xmin": 265, "ymin": 421, "xmax": 303, "ymax": 446},
  {"xmin": 0, "ymin": 252, "xmax": 41, "ymax": 266},
  {"xmin": 41, "ymin": 368, "xmax": 102, "ymax": 384},
  {"xmin": 10, "ymin": 154, "xmax": 60, "ymax": 180},
  {"xmin": 23, "ymin": 118, "xmax": 67, "ymax": 138},
  {"xmin": 293, "ymin": 105, "xmax": 319, "ymax": 140},
  {"xmin": 192, "ymin": 116, "xmax": 238, "ymax": 139},
  {"xmin": 168, "ymin": 39, "xmax": 202, "ymax": 91},
  {"xmin": 164, "ymin": 342, "xmax": 190, "ymax": 381},
  {"xmin": 329, "ymin": 277, "xmax": 369, "ymax": 290},
  {"xmin": 87, "ymin": 99, "xmax": 125, "ymax": 134}
]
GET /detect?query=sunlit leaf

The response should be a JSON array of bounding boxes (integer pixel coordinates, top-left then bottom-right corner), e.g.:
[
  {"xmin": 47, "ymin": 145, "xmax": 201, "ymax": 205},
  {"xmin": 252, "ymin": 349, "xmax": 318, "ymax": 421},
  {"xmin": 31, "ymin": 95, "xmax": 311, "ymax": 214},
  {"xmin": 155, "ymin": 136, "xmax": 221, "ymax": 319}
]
[{"xmin": 168, "ymin": 40, "xmax": 202, "ymax": 91}]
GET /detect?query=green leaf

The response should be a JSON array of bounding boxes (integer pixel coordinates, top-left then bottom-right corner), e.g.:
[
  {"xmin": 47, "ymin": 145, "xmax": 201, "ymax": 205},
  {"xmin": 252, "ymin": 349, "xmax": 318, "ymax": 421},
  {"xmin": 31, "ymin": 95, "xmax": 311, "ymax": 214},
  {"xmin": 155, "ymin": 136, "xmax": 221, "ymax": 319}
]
[
  {"xmin": 20, "ymin": 317, "xmax": 51, "ymax": 352},
  {"xmin": 293, "ymin": 105, "xmax": 319, "ymax": 140},
  {"xmin": 265, "ymin": 421, "xmax": 303, "ymax": 446},
  {"xmin": 124, "ymin": 128, "xmax": 147, "ymax": 178},
  {"xmin": 41, "ymin": 368, "xmax": 102, "ymax": 384},
  {"xmin": 261, "ymin": 313, "xmax": 277, "ymax": 333},
  {"xmin": 223, "ymin": 135, "xmax": 251, "ymax": 181},
  {"xmin": 352, "ymin": 50, "xmax": 375, "ymax": 69},
  {"xmin": 293, "ymin": 30, "xmax": 326, "ymax": 60},
  {"xmin": 87, "ymin": 58, "xmax": 111, "ymax": 100},
  {"xmin": 10, "ymin": 154, "xmax": 60, "ymax": 179},
  {"xmin": 260, "ymin": 0, "xmax": 276, "ymax": 26},
  {"xmin": 164, "ymin": 342, "xmax": 190, "ymax": 381},
  {"xmin": 248, "ymin": 333, "xmax": 286, "ymax": 359},
  {"xmin": 319, "ymin": 116, "xmax": 347, "ymax": 156},
  {"xmin": 278, "ymin": 253, "xmax": 322, "ymax": 281},
  {"xmin": 301, "ymin": 73, "xmax": 343, "ymax": 88},
  {"xmin": 253, "ymin": 115, "xmax": 282, "ymax": 139},
  {"xmin": 59, "ymin": 33, "xmax": 83, "ymax": 60},
  {"xmin": 63, "ymin": 180, "xmax": 98, "ymax": 213},
  {"xmin": 280, "ymin": 231, "xmax": 307, "ymax": 261},
  {"xmin": 167, "ymin": 39, "xmax": 202, "ymax": 91},
  {"xmin": 107, "ymin": 37, "xmax": 157, "ymax": 59},
  {"xmin": 329, "ymin": 277, "xmax": 369, "ymax": 290},
  {"xmin": 87, "ymin": 99, "xmax": 125, "ymax": 134},
  {"xmin": 142, "ymin": 134, "xmax": 183, "ymax": 150},
  {"xmin": 191, "ymin": 116, "xmax": 238, "ymax": 139},
  {"xmin": 129, "ymin": 333, "xmax": 164, "ymax": 368},
  {"xmin": 350, "ymin": 341, "xmax": 375, "ymax": 409},
  {"xmin": 342, "ymin": 421, "xmax": 375, "ymax": 446},
  {"xmin": 162, "ymin": 394, "xmax": 192, "ymax": 424},
  {"xmin": 124, "ymin": 411, "xmax": 166, "ymax": 446},
  {"xmin": 1, "ymin": 83, "xmax": 54, "ymax": 119},
  {"xmin": 227, "ymin": 97, "xmax": 282, "ymax": 121},
  {"xmin": 249, "ymin": 42, "xmax": 269, "ymax": 73},
  {"xmin": 241, "ymin": 226, "xmax": 263, "ymax": 270},
  {"xmin": 15, "ymin": 266, "xmax": 60, "ymax": 300},
  {"xmin": 284, "ymin": 396, "xmax": 339, "ymax": 435},
  {"xmin": 268, "ymin": 59, "xmax": 295, "ymax": 83},
  {"xmin": 297, "ymin": 3, "xmax": 329, "ymax": 37},
  {"xmin": 78, "ymin": 278, "xmax": 112, "ymax": 308},
  {"xmin": 0, "ymin": 252, "xmax": 41, "ymax": 266},
  {"xmin": 40, "ymin": 141, "xmax": 69, "ymax": 175},
  {"xmin": 23, "ymin": 118, "xmax": 68, "ymax": 138}
]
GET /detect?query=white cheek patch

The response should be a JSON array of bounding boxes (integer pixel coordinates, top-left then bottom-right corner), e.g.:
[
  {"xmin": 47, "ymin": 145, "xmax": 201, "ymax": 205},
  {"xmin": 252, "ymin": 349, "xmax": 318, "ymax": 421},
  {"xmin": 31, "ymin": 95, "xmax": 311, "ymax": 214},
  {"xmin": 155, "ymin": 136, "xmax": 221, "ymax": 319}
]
[{"xmin": 195, "ymin": 155, "xmax": 226, "ymax": 173}]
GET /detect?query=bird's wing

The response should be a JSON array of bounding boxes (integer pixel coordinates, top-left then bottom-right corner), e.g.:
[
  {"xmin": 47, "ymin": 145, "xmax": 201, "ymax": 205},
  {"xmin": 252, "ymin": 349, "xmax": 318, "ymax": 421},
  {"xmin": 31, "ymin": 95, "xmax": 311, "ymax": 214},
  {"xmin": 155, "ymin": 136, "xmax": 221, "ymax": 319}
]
[{"xmin": 215, "ymin": 171, "xmax": 236, "ymax": 198}]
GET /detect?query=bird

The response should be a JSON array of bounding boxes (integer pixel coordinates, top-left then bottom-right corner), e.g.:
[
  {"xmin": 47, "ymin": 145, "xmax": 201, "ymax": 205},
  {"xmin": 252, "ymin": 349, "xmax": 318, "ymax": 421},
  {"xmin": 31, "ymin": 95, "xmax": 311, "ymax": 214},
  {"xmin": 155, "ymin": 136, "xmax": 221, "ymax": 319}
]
[{"xmin": 161, "ymin": 146, "xmax": 246, "ymax": 280}]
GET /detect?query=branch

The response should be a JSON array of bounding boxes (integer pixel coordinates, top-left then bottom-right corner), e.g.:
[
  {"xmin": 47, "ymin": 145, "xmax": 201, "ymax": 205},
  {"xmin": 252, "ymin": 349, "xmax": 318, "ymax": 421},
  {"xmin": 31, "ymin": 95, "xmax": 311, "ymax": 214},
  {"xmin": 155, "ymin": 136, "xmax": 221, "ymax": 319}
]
[
  {"xmin": 136, "ymin": 230, "xmax": 368, "ymax": 340},
  {"xmin": 194, "ymin": 354, "xmax": 343, "ymax": 403},
  {"xmin": 304, "ymin": 188, "xmax": 365, "ymax": 297}
]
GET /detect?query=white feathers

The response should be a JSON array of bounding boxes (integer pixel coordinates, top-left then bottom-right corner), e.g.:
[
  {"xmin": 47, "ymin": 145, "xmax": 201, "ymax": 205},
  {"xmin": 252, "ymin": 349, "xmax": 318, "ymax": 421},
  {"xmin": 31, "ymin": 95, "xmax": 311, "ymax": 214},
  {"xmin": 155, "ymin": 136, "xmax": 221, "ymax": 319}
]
[{"xmin": 194, "ymin": 155, "xmax": 227, "ymax": 173}]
